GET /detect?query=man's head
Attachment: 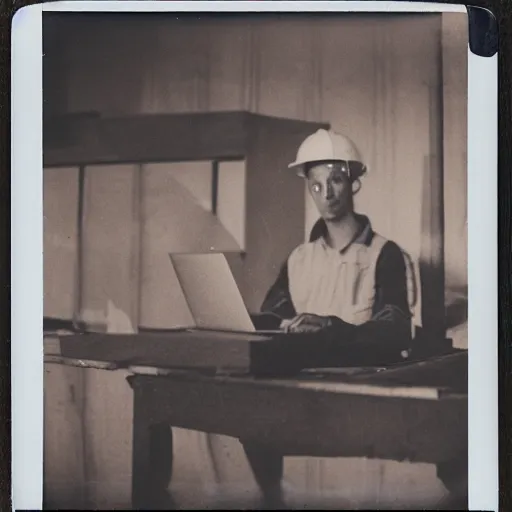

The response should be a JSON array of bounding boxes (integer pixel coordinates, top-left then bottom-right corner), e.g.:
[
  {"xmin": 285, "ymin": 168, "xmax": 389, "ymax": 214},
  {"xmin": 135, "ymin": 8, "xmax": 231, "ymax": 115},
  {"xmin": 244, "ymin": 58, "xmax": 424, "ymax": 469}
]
[
  {"xmin": 288, "ymin": 129, "xmax": 367, "ymax": 222},
  {"xmin": 304, "ymin": 161, "xmax": 353, "ymax": 221}
]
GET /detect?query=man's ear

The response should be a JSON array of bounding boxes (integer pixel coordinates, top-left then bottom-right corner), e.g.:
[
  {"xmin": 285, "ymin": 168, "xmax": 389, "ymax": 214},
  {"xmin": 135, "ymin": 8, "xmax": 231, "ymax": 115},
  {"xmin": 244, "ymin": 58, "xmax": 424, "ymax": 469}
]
[{"xmin": 352, "ymin": 178, "xmax": 362, "ymax": 195}]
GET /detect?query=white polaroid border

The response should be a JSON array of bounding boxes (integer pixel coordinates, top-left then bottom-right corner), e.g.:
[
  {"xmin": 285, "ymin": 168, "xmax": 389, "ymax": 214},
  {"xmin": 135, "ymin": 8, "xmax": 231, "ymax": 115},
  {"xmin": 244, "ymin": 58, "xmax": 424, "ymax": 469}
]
[
  {"xmin": 11, "ymin": 2, "xmax": 497, "ymax": 510},
  {"xmin": 467, "ymin": 17, "xmax": 498, "ymax": 511}
]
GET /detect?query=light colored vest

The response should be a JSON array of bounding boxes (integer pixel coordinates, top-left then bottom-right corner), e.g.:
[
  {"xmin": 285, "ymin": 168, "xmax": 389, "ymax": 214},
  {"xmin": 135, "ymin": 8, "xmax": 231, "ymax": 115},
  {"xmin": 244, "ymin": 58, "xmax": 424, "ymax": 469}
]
[{"xmin": 288, "ymin": 233, "xmax": 411, "ymax": 325}]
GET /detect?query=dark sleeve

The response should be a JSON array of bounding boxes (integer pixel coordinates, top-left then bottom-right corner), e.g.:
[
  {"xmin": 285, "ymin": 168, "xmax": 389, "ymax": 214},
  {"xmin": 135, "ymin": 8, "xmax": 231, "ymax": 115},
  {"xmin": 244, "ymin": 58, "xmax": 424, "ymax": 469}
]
[
  {"xmin": 250, "ymin": 261, "xmax": 297, "ymax": 330},
  {"xmin": 370, "ymin": 241, "xmax": 411, "ymax": 325},
  {"xmin": 326, "ymin": 242, "xmax": 412, "ymax": 361},
  {"xmin": 260, "ymin": 261, "xmax": 297, "ymax": 320}
]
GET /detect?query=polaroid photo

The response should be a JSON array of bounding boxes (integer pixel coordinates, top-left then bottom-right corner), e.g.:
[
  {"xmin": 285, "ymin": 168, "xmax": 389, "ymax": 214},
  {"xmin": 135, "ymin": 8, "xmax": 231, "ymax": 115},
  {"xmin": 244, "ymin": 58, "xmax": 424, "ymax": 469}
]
[{"xmin": 11, "ymin": 1, "xmax": 498, "ymax": 510}]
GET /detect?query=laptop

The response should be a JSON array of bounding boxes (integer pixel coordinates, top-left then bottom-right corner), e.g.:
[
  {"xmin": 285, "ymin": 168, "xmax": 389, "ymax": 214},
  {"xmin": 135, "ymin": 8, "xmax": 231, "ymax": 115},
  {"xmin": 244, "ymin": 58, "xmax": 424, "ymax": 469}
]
[{"xmin": 169, "ymin": 252, "xmax": 283, "ymax": 334}]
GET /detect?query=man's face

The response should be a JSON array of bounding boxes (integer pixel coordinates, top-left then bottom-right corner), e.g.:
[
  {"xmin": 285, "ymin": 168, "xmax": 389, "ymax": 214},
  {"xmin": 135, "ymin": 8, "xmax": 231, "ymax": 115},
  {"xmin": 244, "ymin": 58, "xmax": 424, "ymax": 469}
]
[{"xmin": 306, "ymin": 162, "xmax": 353, "ymax": 222}]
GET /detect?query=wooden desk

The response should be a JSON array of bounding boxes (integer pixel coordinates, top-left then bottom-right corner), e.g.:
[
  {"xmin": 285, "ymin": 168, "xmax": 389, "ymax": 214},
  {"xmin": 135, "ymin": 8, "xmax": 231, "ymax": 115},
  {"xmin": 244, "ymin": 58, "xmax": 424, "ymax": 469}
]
[
  {"xmin": 46, "ymin": 333, "xmax": 467, "ymax": 510},
  {"xmin": 124, "ymin": 355, "xmax": 467, "ymax": 509}
]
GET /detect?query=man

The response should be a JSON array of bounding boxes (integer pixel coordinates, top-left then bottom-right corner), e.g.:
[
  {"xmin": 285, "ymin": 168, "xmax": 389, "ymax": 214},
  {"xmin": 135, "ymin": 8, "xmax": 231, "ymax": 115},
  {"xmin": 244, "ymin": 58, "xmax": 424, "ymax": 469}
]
[
  {"xmin": 244, "ymin": 129, "xmax": 416, "ymax": 509},
  {"xmin": 260, "ymin": 128, "xmax": 413, "ymax": 362}
]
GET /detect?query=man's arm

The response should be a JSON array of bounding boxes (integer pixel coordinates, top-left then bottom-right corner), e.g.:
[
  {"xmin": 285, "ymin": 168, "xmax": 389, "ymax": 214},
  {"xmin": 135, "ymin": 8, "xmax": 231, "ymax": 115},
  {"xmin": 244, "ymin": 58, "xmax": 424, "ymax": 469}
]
[
  {"xmin": 260, "ymin": 262, "xmax": 297, "ymax": 320},
  {"xmin": 359, "ymin": 241, "xmax": 411, "ymax": 342}
]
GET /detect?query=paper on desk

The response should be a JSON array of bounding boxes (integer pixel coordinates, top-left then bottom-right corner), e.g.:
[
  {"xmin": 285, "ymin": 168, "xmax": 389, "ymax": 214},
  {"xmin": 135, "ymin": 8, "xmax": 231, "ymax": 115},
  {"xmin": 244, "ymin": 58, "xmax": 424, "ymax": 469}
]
[{"xmin": 170, "ymin": 253, "xmax": 256, "ymax": 332}]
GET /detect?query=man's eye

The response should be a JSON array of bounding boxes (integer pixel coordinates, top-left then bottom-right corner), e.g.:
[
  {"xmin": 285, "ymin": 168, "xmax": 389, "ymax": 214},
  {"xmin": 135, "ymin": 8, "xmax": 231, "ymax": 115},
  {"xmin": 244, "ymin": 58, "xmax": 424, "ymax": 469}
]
[
  {"xmin": 331, "ymin": 173, "xmax": 343, "ymax": 183},
  {"xmin": 312, "ymin": 183, "xmax": 321, "ymax": 193}
]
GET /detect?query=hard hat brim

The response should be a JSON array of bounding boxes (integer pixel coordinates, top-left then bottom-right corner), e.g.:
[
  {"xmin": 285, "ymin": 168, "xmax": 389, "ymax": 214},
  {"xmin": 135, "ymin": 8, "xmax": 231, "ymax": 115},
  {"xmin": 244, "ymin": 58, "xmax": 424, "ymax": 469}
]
[
  {"xmin": 288, "ymin": 159, "xmax": 342, "ymax": 178},
  {"xmin": 288, "ymin": 159, "xmax": 368, "ymax": 180},
  {"xmin": 287, "ymin": 160, "xmax": 307, "ymax": 177}
]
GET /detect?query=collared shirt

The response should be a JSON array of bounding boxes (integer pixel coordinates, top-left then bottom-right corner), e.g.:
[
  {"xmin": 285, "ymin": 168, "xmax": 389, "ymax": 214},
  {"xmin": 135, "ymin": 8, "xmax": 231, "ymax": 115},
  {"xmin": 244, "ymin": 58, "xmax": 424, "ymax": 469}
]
[
  {"xmin": 259, "ymin": 214, "xmax": 413, "ymax": 355},
  {"xmin": 288, "ymin": 215, "xmax": 392, "ymax": 324}
]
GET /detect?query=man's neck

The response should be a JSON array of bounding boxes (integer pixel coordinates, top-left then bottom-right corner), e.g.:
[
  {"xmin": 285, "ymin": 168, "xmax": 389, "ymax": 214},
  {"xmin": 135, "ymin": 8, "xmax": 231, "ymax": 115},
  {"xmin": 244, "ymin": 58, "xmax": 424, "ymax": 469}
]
[{"xmin": 325, "ymin": 212, "xmax": 360, "ymax": 251}]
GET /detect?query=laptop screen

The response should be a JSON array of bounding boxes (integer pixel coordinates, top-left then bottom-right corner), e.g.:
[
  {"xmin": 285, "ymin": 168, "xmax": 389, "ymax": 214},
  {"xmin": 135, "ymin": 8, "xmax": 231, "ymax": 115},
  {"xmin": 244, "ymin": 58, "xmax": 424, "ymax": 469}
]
[{"xmin": 169, "ymin": 252, "xmax": 257, "ymax": 332}]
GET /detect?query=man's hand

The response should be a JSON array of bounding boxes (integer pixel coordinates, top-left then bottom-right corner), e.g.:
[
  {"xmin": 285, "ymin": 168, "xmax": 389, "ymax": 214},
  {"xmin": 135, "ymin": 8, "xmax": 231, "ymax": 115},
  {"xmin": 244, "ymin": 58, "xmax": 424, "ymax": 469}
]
[{"xmin": 280, "ymin": 313, "xmax": 332, "ymax": 333}]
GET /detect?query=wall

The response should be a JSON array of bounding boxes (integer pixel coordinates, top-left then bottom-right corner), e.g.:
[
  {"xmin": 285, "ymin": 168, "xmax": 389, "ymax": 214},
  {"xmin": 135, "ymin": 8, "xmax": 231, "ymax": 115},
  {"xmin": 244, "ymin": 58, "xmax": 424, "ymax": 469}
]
[
  {"xmin": 44, "ymin": 10, "xmax": 469, "ymax": 310},
  {"xmin": 43, "ymin": 12, "xmax": 468, "ymax": 509},
  {"xmin": 44, "ymin": 167, "xmax": 79, "ymax": 319}
]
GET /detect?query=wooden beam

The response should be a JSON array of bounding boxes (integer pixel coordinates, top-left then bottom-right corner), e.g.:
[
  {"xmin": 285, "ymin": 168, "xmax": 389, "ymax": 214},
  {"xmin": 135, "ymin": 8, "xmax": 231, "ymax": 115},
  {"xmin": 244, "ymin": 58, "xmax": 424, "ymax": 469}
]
[
  {"xmin": 43, "ymin": 112, "xmax": 329, "ymax": 168},
  {"xmin": 44, "ymin": 112, "xmax": 249, "ymax": 167}
]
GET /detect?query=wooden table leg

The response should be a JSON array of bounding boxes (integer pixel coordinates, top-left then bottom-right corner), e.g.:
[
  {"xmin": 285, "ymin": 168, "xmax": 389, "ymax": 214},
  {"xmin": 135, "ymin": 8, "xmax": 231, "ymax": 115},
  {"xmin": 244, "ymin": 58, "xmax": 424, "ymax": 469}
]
[
  {"xmin": 132, "ymin": 420, "xmax": 175, "ymax": 509},
  {"xmin": 242, "ymin": 440, "xmax": 285, "ymax": 509}
]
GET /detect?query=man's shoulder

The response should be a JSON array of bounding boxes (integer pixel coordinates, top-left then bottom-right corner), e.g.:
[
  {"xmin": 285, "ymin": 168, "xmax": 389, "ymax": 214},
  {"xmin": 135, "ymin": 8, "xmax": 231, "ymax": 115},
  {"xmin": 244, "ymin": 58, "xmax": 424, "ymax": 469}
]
[
  {"xmin": 370, "ymin": 232, "xmax": 403, "ymax": 256},
  {"xmin": 367, "ymin": 234, "xmax": 413, "ymax": 274},
  {"xmin": 287, "ymin": 239, "xmax": 324, "ymax": 262},
  {"xmin": 371, "ymin": 235, "xmax": 414, "ymax": 278}
]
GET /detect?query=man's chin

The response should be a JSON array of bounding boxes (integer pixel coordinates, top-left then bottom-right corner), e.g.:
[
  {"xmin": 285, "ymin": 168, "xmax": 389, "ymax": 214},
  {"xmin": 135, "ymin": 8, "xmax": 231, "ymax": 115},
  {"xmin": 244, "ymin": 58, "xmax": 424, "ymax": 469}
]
[{"xmin": 322, "ymin": 212, "xmax": 344, "ymax": 222}]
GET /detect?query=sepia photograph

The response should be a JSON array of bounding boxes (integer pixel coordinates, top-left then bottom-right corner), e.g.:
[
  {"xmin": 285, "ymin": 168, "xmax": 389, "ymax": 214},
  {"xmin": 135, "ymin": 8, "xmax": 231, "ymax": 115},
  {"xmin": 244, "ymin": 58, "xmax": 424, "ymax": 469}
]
[{"xmin": 42, "ymin": 9, "xmax": 469, "ymax": 510}]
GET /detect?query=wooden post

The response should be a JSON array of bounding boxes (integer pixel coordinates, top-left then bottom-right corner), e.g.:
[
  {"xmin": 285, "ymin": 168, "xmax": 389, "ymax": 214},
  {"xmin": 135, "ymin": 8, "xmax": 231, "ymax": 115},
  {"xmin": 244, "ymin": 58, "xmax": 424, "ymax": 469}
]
[
  {"xmin": 129, "ymin": 165, "xmax": 143, "ymax": 331},
  {"xmin": 211, "ymin": 160, "xmax": 219, "ymax": 215},
  {"xmin": 72, "ymin": 165, "xmax": 85, "ymax": 330},
  {"xmin": 419, "ymin": 17, "xmax": 446, "ymax": 343}
]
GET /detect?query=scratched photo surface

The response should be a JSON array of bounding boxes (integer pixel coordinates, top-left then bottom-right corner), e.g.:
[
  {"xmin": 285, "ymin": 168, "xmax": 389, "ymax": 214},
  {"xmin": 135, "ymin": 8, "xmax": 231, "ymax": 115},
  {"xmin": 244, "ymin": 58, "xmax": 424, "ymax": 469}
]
[{"xmin": 43, "ymin": 11, "xmax": 468, "ymax": 510}]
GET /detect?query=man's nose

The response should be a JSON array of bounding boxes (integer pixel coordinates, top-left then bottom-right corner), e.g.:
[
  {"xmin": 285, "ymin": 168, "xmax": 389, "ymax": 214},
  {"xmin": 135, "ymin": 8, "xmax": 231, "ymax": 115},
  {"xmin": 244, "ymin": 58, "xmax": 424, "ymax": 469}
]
[{"xmin": 324, "ymin": 182, "xmax": 334, "ymax": 200}]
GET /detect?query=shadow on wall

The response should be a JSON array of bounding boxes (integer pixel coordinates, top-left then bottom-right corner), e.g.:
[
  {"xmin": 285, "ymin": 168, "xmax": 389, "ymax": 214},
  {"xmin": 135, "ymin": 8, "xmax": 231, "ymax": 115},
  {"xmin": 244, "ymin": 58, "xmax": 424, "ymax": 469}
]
[{"xmin": 139, "ymin": 168, "xmax": 242, "ymax": 329}]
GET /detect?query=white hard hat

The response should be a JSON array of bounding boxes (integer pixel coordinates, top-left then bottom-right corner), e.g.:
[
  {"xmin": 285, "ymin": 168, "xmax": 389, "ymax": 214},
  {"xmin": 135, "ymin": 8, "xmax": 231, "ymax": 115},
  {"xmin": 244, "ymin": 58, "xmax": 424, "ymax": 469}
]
[{"xmin": 288, "ymin": 129, "xmax": 367, "ymax": 179}]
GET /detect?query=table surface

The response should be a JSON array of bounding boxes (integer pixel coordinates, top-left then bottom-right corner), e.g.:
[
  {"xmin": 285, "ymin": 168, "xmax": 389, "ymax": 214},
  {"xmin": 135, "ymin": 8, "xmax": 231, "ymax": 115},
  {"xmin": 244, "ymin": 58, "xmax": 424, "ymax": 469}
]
[
  {"xmin": 45, "ymin": 349, "xmax": 467, "ymax": 394},
  {"xmin": 44, "ymin": 330, "xmax": 468, "ymax": 398}
]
